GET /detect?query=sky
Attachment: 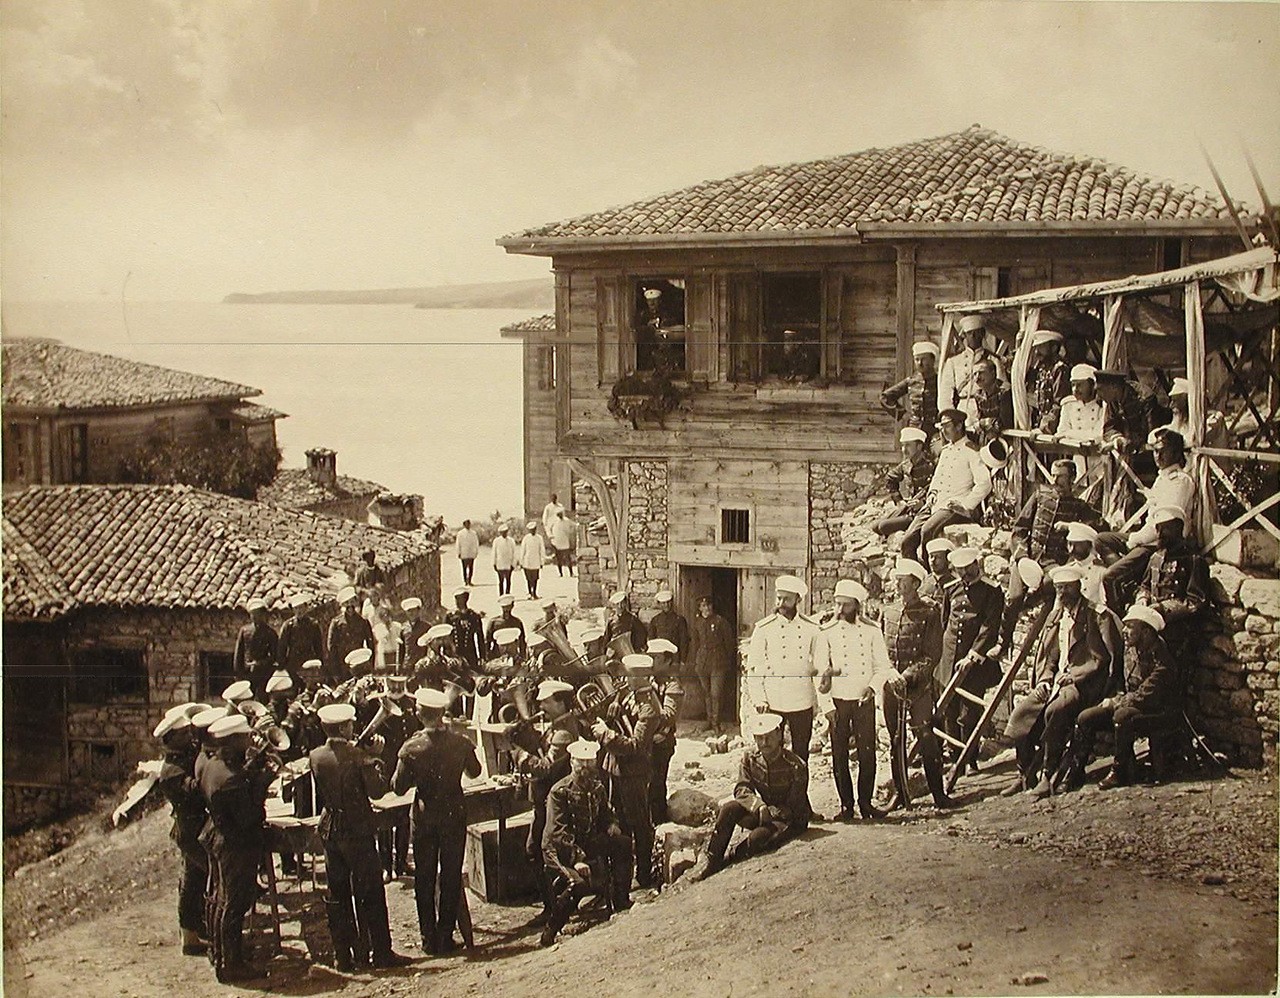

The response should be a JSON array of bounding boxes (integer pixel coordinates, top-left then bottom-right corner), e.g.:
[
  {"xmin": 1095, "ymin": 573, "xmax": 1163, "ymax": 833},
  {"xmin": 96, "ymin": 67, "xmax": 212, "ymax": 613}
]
[{"xmin": 2, "ymin": 0, "xmax": 1278, "ymax": 302}]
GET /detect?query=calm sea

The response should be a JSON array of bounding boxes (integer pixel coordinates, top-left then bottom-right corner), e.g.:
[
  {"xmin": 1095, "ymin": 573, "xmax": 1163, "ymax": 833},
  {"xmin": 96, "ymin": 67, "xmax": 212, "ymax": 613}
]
[{"xmin": 1, "ymin": 300, "xmax": 533, "ymax": 524}]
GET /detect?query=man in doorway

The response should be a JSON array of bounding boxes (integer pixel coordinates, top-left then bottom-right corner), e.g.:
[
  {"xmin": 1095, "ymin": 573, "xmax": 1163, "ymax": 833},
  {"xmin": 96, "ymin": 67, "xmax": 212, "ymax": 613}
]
[
  {"xmin": 455, "ymin": 520, "xmax": 479, "ymax": 587},
  {"xmin": 690, "ymin": 596, "xmax": 736, "ymax": 734},
  {"xmin": 746, "ymin": 575, "xmax": 819, "ymax": 767}
]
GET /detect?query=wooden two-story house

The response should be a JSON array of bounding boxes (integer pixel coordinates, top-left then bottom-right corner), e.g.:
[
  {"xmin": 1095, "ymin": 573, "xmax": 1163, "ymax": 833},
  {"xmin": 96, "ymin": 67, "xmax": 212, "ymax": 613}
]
[{"xmin": 499, "ymin": 125, "xmax": 1241, "ymax": 639}]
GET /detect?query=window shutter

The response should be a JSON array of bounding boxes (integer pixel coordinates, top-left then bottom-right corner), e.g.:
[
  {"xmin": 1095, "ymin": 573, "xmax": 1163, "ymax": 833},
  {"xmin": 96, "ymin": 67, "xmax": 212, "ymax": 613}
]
[
  {"xmin": 597, "ymin": 274, "xmax": 629, "ymax": 384},
  {"xmin": 728, "ymin": 272, "xmax": 760, "ymax": 382},
  {"xmin": 822, "ymin": 270, "xmax": 843, "ymax": 380},
  {"xmin": 685, "ymin": 274, "xmax": 715, "ymax": 383}
]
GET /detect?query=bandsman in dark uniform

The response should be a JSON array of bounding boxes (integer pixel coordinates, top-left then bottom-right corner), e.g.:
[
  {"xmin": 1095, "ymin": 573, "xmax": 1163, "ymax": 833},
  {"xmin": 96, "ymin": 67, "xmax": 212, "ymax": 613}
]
[
  {"xmin": 198, "ymin": 712, "xmax": 275, "ymax": 983},
  {"xmin": 602, "ymin": 591, "xmax": 648, "ymax": 659},
  {"xmin": 540, "ymin": 740, "xmax": 635, "ymax": 946},
  {"xmin": 155, "ymin": 705, "xmax": 210, "ymax": 955},
  {"xmin": 484, "ymin": 593, "xmax": 527, "ymax": 659},
  {"xmin": 391, "ymin": 688, "xmax": 481, "ymax": 955},
  {"xmin": 277, "ymin": 593, "xmax": 324, "ymax": 690},
  {"xmin": 645, "ymin": 637, "xmax": 685, "ymax": 824},
  {"xmin": 1013, "ymin": 458, "xmax": 1104, "ymax": 566},
  {"xmin": 967, "ymin": 357, "xmax": 1014, "ymax": 445},
  {"xmin": 1069, "ymin": 605, "xmax": 1181, "ymax": 789},
  {"xmin": 510, "ymin": 679, "xmax": 581, "ymax": 925},
  {"xmin": 327, "ymin": 587, "xmax": 375, "ymax": 687},
  {"xmin": 446, "ymin": 588, "xmax": 485, "ymax": 670},
  {"xmin": 647, "ymin": 590, "xmax": 690, "ymax": 666},
  {"xmin": 881, "ymin": 340, "xmax": 940, "ymax": 438},
  {"xmin": 590, "ymin": 653, "xmax": 661, "ymax": 888},
  {"xmin": 689, "ymin": 596, "xmax": 736, "ymax": 734},
  {"xmin": 920, "ymin": 537, "xmax": 960, "ymax": 625},
  {"xmin": 686, "ymin": 712, "xmax": 810, "ymax": 881},
  {"xmin": 375, "ymin": 674, "xmax": 419, "ymax": 881},
  {"xmin": 309, "ymin": 703, "xmax": 409, "ymax": 971},
  {"xmin": 874, "ymin": 427, "xmax": 937, "ymax": 538},
  {"xmin": 937, "ymin": 547, "xmax": 1005, "ymax": 765},
  {"xmin": 233, "ymin": 598, "xmax": 279, "ymax": 699},
  {"xmin": 399, "ymin": 597, "xmax": 430, "ymax": 672},
  {"xmin": 881, "ymin": 560, "xmax": 954, "ymax": 809}
]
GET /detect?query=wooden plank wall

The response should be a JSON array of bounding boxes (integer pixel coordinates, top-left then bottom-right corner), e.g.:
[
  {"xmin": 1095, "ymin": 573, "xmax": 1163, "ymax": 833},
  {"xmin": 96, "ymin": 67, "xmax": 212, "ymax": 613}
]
[
  {"xmin": 47, "ymin": 402, "xmax": 219, "ymax": 483},
  {"xmin": 522, "ymin": 333, "xmax": 561, "ymax": 519},
  {"xmin": 666, "ymin": 458, "xmax": 809, "ymax": 569},
  {"xmin": 839, "ymin": 261, "xmax": 898, "ymax": 404}
]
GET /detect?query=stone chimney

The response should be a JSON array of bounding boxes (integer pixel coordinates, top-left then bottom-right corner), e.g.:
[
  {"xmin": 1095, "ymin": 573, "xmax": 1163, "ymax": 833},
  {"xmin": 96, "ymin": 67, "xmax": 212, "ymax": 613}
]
[
  {"xmin": 305, "ymin": 448, "xmax": 337, "ymax": 488},
  {"xmin": 367, "ymin": 493, "xmax": 423, "ymax": 531}
]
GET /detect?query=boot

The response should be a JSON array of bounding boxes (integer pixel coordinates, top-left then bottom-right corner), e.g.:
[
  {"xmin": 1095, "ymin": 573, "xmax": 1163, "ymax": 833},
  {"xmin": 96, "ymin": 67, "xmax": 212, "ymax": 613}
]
[
  {"xmin": 539, "ymin": 887, "xmax": 579, "ymax": 947},
  {"xmin": 180, "ymin": 929, "xmax": 207, "ymax": 956},
  {"xmin": 923, "ymin": 754, "xmax": 957, "ymax": 809},
  {"xmin": 1098, "ymin": 763, "xmax": 1131, "ymax": 790},
  {"xmin": 325, "ymin": 898, "xmax": 356, "ymax": 972}
]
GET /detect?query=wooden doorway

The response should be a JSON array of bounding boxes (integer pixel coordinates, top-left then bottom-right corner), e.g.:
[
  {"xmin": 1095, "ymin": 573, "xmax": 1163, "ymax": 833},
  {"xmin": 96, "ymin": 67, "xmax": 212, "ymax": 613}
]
[{"xmin": 677, "ymin": 565, "xmax": 742, "ymax": 723}]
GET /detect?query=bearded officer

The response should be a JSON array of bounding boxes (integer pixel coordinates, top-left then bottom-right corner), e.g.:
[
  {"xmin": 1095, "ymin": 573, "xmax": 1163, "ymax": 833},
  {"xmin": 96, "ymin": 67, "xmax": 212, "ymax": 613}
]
[
  {"xmin": 815, "ymin": 580, "xmax": 894, "ymax": 821},
  {"xmin": 746, "ymin": 575, "xmax": 819, "ymax": 767}
]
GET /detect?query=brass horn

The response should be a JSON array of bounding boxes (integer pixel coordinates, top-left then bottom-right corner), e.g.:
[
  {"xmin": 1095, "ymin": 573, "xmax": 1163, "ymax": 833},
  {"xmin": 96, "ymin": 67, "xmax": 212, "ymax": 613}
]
[
  {"xmin": 534, "ymin": 616, "xmax": 577, "ymax": 661},
  {"xmin": 607, "ymin": 632, "xmax": 636, "ymax": 660},
  {"xmin": 357, "ymin": 693, "xmax": 403, "ymax": 746},
  {"xmin": 573, "ymin": 675, "xmax": 623, "ymax": 722}
]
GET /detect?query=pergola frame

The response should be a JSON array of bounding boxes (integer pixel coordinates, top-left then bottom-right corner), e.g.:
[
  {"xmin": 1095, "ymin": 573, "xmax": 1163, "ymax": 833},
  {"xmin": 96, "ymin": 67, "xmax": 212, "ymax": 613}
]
[{"xmin": 935, "ymin": 247, "xmax": 1280, "ymax": 556}]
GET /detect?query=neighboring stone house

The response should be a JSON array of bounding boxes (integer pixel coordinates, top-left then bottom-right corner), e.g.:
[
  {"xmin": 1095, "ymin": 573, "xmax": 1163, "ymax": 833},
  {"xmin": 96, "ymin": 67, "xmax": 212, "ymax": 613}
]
[
  {"xmin": 2, "ymin": 483, "xmax": 440, "ymax": 829},
  {"xmin": 1, "ymin": 338, "xmax": 284, "ymax": 491},
  {"xmin": 499, "ymin": 125, "xmax": 1243, "ymax": 649},
  {"xmin": 259, "ymin": 447, "xmax": 425, "ymax": 529}
]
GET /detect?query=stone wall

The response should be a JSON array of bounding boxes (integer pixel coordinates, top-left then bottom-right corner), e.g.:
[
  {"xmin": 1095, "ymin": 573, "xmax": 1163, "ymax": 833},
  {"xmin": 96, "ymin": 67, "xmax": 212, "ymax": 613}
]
[
  {"xmin": 624, "ymin": 460, "xmax": 670, "ymax": 607},
  {"xmin": 572, "ymin": 477, "xmax": 613, "ymax": 608},
  {"xmin": 1197, "ymin": 566, "xmax": 1280, "ymax": 767},
  {"xmin": 808, "ymin": 462, "xmax": 890, "ymax": 606}
]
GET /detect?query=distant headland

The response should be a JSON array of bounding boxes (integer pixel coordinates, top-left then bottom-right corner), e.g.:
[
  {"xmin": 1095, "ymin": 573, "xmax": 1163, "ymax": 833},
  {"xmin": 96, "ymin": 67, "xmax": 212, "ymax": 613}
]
[{"xmin": 223, "ymin": 277, "xmax": 551, "ymax": 309}]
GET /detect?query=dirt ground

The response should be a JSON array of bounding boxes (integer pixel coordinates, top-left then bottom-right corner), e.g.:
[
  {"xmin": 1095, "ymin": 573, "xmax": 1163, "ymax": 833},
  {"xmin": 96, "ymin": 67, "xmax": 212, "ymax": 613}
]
[{"xmin": 4, "ymin": 731, "xmax": 1277, "ymax": 998}]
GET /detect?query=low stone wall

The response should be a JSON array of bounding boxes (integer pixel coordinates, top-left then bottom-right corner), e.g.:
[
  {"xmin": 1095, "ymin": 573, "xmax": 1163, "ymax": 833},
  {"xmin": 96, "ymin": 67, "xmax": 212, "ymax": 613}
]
[{"xmin": 1197, "ymin": 566, "xmax": 1279, "ymax": 767}]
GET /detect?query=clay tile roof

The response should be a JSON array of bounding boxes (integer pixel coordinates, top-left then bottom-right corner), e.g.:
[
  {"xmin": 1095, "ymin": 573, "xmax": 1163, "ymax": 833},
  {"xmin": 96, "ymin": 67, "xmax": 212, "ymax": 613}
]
[
  {"xmin": 502, "ymin": 125, "xmax": 1236, "ymax": 245},
  {"xmin": 2, "ymin": 484, "xmax": 435, "ymax": 620},
  {"xmin": 257, "ymin": 468, "xmax": 387, "ymax": 510},
  {"xmin": 229, "ymin": 402, "xmax": 288, "ymax": 423},
  {"xmin": 2, "ymin": 338, "xmax": 262, "ymax": 410}
]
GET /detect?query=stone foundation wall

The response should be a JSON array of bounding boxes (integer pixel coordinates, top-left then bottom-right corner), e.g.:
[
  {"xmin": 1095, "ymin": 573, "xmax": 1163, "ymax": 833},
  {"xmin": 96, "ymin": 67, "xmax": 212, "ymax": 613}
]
[
  {"xmin": 1197, "ymin": 566, "xmax": 1280, "ymax": 767},
  {"xmin": 808, "ymin": 462, "xmax": 890, "ymax": 606},
  {"xmin": 625, "ymin": 460, "xmax": 670, "ymax": 608}
]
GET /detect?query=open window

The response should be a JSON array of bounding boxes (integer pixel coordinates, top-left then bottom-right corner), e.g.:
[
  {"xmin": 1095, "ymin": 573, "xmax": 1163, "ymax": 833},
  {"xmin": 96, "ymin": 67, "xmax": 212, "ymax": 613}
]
[
  {"xmin": 762, "ymin": 272, "xmax": 822, "ymax": 382},
  {"xmin": 70, "ymin": 646, "xmax": 149, "ymax": 705},
  {"xmin": 633, "ymin": 278, "xmax": 687, "ymax": 374}
]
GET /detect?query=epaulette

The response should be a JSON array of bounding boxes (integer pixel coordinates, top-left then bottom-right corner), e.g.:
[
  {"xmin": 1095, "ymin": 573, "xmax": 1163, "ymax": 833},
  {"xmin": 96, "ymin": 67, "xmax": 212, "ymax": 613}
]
[
  {"xmin": 753, "ymin": 614, "xmax": 778, "ymax": 628},
  {"xmin": 819, "ymin": 617, "xmax": 840, "ymax": 630},
  {"xmin": 796, "ymin": 613, "xmax": 817, "ymax": 625}
]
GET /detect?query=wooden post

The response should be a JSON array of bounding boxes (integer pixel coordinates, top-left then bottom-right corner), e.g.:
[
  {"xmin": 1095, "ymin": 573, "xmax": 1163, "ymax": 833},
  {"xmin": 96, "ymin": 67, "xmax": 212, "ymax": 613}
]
[
  {"xmin": 895, "ymin": 243, "xmax": 917, "ymax": 380},
  {"xmin": 1184, "ymin": 280, "xmax": 1211, "ymax": 542}
]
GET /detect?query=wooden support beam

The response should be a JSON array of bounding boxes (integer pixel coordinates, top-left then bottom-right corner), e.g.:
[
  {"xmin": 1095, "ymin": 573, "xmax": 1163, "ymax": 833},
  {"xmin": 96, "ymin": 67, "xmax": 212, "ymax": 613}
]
[
  {"xmin": 566, "ymin": 457, "xmax": 627, "ymax": 590},
  {"xmin": 894, "ymin": 243, "xmax": 917, "ymax": 379}
]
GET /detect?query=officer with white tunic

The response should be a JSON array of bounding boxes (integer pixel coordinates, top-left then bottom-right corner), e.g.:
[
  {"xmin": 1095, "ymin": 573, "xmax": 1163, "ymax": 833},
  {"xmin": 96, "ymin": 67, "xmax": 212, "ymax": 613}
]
[
  {"xmin": 939, "ymin": 314, "xmax": 1006, "ymax": 412},
  {"xmin": 815, "ymin": 579, "xmax": 895, "ymax": 821},
  {"xmin": 746, "ymin": 574, "xmax": 820, "ymax": 767}
]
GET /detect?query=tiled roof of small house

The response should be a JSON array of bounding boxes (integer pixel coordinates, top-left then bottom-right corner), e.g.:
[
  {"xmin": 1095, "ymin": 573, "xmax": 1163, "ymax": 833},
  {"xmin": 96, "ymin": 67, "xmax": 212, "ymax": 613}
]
[
  {"xmin": 2, "ymin": 338, "xmax": 262, "ymax": 410},
  {"xmin": 1, "ymin": 484, "xmax": 435, "ymax": 620},
  {"xmin": 2, "ymin": 519, "xmax": 77, "ymax": 621},
  {"xmin": 500, "ymin": 314, "xmax": 556, "ymax": 334},
  {"xmin": 257, "ymin": 468, "xmax": 387, "ymax": 510},
  {"xmin": 502, "ymin": 126, "xmax": 1235, "ymax": 245}
]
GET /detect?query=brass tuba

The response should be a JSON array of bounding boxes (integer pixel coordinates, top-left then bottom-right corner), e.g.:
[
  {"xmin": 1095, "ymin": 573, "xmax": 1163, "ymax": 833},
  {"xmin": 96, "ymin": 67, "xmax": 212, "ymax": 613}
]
[
  {"xmin": 573, "ymin": 674, "xmax": 625, "ymax": 722},
  {"xmin": 534, "ymin": 616, "xmax": 577, "ymax": 661},
  {"xmin": 357, "ymin": 693, "xmax": 403, "ymax": 746}
]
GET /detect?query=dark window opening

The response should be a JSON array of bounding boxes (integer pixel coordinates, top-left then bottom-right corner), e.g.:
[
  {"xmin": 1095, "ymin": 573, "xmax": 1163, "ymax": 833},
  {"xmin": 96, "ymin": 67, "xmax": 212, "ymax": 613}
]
[
  {"xmin": 538, "ymin": 344, "xmax": 558, "ymax": 390},
  {"xmin": 762, "ymin": 273, "xmax": 821, "ymax": 382},
  {"xmin": 200, "ymin": 651, "xmax": 236, "ymax": 702},
  {"xmin": 71, "ymin": 647, "xmax": 148, "ymax": 705},
  {"xmin": 214, "ymin": 418, "xmax": 233, "ymax": 434},
  {"xmin": 4, "ymin": 670, "xmax": 67, "ymax": 784},
  {"xmin": 3, "ymin": 421, "xmax": 38, "ymax": 484},
  {"xmin": 633, "ymin": 279, "xmax": 687, "ymax": 374},
  {"xmin": 55, "ymin": 423, "xmax": 89, "ymax": 483},
  {"xmin": 996, "ymin": 267, "xmax": 1013, "ymax": 298},
  {"xmin": 1161, "ymin": 238, "xmax": 1184, "ymax": 272},
  {"xmin": 721, "ymin": 507, "xmax": 751, "ymax": 545}
]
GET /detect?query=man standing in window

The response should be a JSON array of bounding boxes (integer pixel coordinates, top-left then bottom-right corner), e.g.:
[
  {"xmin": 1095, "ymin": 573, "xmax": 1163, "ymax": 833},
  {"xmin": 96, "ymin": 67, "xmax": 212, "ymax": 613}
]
[{"xmin": 635, "ymin": 284, "xmax": 685, "ymax": 373}]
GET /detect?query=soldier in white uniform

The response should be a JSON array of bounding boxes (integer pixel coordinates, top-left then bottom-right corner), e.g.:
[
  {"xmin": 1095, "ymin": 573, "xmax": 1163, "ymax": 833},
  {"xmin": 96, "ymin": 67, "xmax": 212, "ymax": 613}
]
[
  {"xmin": 814, "ymin": 580, "xmax": 896, "ymax": 821},
  {"xmin": 900, "ymin": 409, "xmax": 992, "ymax": 563},
  {"xmin": 1064, "ymin": 522, "xmax": 1107, "ymax": 607},
  {"xmin": 746, "ymin": 574, "xmax": 820, "ymax": 767},
  {"xmin": 939, "ymin": 314, "xmax": 1006, "ymax": 413}
]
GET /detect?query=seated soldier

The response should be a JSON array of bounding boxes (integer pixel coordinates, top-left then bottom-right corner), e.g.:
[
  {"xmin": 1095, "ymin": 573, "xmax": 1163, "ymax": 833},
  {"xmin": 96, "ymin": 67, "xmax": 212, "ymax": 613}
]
[
  {"xmin": 540, "ymin": 740, "xmax": 634, "ymax": 947},
  {"xmin": 1066, "ymin": 605, "xmax": 1181, "ymax": 790},
  {"xmin": 1063, "ymin": 522, "xmax": 1107, "ymax": 607},
  {"xmin": 1000, "ymin": 566, "xmax": 1112, "ymax": 798},
  {"xmin": 1132, "ymin": 504, "xmax": 1209, "ymax": 660},
  {"xmin": 686, "ymin": 712, "xmax": 811, "ymax": 881},
  {"xmin": 873, "ymin": 427, "xmax": 936, "ymax": 538}
]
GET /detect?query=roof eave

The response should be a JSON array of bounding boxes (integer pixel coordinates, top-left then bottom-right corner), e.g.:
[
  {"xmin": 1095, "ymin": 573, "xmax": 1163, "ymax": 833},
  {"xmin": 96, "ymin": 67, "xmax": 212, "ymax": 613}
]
[
  {"xmin": 859, "ymin": 218, "xmax": 1242, "ymax": 239},
  {"xmin": 2, "ymin": 390, "xmax": 265, "ymax": 418},
  {"xmin": 498, "ymin": 227, "xmax": 866, "ymax": 256}
]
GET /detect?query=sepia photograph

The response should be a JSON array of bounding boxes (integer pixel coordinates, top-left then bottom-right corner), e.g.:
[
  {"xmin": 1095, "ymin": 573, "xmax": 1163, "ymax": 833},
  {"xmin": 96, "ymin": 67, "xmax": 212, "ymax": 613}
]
[{"xmin": 1, "ymin": 1, "xmax": 1278, "ymax": 995}]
